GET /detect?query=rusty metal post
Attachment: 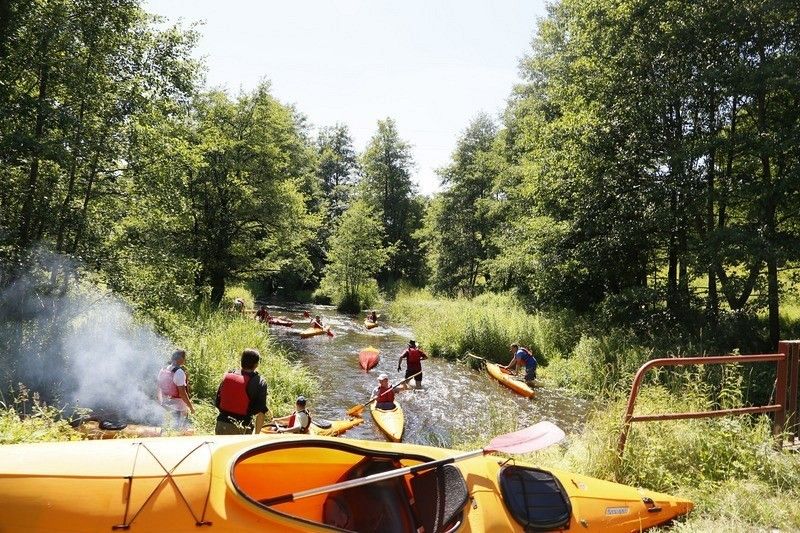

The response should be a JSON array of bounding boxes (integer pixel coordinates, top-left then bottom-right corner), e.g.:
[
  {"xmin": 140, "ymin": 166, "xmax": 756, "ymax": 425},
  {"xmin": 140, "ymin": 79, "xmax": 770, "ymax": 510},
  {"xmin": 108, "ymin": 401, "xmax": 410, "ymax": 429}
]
[
  {"xmin": 775, "ymin": 343, "xmax": 789, "ymax": 443},
  {"xmin": 782, "ymin": 341, "xmax": 800, "ymax": 442}
]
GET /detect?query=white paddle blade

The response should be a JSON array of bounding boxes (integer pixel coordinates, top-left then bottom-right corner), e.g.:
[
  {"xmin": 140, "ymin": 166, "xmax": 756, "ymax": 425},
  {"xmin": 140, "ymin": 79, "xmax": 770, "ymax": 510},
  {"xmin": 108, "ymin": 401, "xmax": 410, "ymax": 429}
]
[{"xmin": 486, "ymin": 421, "xmax": 565, "ymax": 454}]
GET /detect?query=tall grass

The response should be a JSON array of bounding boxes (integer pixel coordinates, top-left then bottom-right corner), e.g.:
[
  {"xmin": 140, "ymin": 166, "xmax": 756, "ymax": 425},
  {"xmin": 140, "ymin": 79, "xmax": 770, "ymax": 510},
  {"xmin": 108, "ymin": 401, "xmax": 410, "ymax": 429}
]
[
  {"xmin": 0, "ymin": 384, "xmax": 82, "ymax": 444},
  {"xmin": 389, "ymin": 289, "xmax": 578, "ymax": 364}
]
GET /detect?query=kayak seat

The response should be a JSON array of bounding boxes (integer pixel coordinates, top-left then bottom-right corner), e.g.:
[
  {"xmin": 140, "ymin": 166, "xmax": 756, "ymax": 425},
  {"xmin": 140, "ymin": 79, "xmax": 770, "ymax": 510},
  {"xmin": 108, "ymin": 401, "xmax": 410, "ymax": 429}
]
[
  {"xmin": 409, "ymin": 465, "xmax": 469, "ymax": 533},
  {"xmin": 322, "ymin": 457, "xmax": 416, "ymax": 533},
  {"xmin": 499, "ymin": 465, "xmax": 571, "ymax": 531}
]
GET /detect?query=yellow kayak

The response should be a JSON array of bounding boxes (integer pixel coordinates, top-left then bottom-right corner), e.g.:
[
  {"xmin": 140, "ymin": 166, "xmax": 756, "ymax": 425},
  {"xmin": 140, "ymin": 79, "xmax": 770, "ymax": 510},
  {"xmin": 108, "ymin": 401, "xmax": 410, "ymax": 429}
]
[
  {"xmin": 486, "ymin": 362, "xmax": 536, "ymax": 398},
  {"xmin": 261, "ymin": 418, "xmax": 364, "ymax": 438},
  {"xmin": 298, "ymin": 327, "xmax": 329, "ymax": 339},
  {"xmin": 0, "ymin": 434, "xmax": 693, "ymax": 532},
  {"xmin": 370, "ymin": 401, "xmax": 404, "ymax": 442},
  {"xmin": 364, "ymin": 318, "xmax": 378, "ymax": 329}
]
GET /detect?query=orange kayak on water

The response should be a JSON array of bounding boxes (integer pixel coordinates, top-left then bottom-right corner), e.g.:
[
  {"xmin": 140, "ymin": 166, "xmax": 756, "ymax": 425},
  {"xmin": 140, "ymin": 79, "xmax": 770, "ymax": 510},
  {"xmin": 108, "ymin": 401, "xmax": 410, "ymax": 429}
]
[
  {"xmin": 298, "ymin": 327, "xmax": 330, "ymax": 338},
  {"xmin": 364, "ymin": 318, "xmax": 378, "ymax": 329},
  {"xmin": 358, "ymin": 346, "xmax": 380, "ymax": 371},
  {"xmin": 0, "ymin": 434, "xmax": 693, "ymax": 532},
  {"xmin": 370, "ymin": 401, "xmax": 405, "ymax": 442},
  {"xmin": 486, "ymin": 362, "xmax": 536, "ymax": 398}
]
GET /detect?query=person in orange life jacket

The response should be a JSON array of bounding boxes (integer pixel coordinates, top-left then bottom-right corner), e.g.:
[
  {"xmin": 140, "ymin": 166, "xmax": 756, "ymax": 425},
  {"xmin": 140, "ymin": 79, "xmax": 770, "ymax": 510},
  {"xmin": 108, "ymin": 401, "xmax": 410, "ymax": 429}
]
[
  {"xmin": 503, "ymin": 343, "xmax": 538, "ymax": 384},
  {"xmin": 271, "ymin": 396, "xmax": 312, "ymax": 434},
  {"xmin": 255, "ymin": 305, "xmax": 270, "ymax": 323},
  {"xmin": 214, "ymin": 348, "xmax": 269, "ymax": 435},
  {"xmin": 157, "ymin": 349, "xmax": 195, "ymax": 427},
  {"xmin": 371, "ymin": 373, "xmax": 396, "ymax": 410},
  {"xmin": 397, "ymin": 339, "xmax": 427, "ymax": 387},
  {"xmin": 310, "ymin": 315, "xmax": 324, "ymax": 329}
]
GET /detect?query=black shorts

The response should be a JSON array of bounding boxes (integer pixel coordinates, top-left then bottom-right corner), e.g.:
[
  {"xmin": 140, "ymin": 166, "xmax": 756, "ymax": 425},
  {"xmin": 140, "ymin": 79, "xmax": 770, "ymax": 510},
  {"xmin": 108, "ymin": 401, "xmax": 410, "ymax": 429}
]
[{"xmin": 405, "ymin": 368, "xmax": 422, "ymax": 382}]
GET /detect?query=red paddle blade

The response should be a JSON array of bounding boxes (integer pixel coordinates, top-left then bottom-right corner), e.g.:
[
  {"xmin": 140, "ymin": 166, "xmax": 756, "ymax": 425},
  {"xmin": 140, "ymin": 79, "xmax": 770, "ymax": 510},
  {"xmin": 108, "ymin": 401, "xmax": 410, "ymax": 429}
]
[
  {"xmin": 485, "ymin": 421, "xmax": 565, "ymax": 454},
  {"xmin": 326, "ymin": 328, "xmax": 335, "ymax": 337}
]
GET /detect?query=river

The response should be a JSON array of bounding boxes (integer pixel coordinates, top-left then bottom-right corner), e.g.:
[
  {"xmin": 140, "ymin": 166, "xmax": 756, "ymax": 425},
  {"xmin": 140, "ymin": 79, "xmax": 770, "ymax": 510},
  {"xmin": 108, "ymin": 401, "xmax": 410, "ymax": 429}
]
[{"xmin": 262, "ymin": 302, "xmax": 591, "ymax": 447}]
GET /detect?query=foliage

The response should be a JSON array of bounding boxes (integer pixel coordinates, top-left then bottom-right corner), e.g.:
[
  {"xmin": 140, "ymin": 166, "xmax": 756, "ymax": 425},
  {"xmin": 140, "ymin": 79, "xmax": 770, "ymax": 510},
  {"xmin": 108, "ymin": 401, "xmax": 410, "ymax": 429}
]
[
  {"xmin": 426, "ymin": 114, "xmax": 501, "ymax": 297},
  {"xmin": 0, "ymin": 385, "xmax": 83, "ymax": 444},
  {"xmin": 360, "ymin": 118, "xmax": 425, "ymax": 284},
  {"xmin": 318, "ymin": 199, "xmax": 390, "ymax": 311}
]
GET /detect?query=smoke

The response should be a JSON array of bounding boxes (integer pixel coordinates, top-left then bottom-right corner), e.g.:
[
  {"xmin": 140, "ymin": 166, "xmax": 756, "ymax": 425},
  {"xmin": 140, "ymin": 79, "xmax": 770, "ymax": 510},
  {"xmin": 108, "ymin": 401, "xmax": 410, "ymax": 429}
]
[{"xmin": 0, "ymin": 249, "xmax": 170, "ymax": 424}]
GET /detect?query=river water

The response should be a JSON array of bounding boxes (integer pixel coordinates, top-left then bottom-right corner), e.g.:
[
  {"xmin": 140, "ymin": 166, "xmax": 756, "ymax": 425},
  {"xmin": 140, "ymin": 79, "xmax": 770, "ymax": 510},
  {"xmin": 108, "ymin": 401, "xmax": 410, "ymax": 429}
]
[{"xmin": 263, "ymin": 303, "xmax": 591, "ymax": 447}]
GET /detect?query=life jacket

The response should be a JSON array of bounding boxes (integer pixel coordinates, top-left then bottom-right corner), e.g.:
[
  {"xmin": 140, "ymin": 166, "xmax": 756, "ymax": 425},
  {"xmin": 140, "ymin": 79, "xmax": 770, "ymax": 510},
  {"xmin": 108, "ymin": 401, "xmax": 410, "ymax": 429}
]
[
  {"xmin": 287, "ymin": 409, "xmax": 312, "ymax": 433},
  {"xmin": 407, "ymin": 348, "xmax": 424, "ymax": 367},
  {"xmin": 375, "ymin": 384, "xmax": 395, "ymax": 403},
  {"xmin": 218, "ymin": 371, "xmax": 252, "ymax": 416},
  {"xmin": 516, "ymin": 349, "xmax": 537, "ymax": 369},
  {"xmin": 158, "ymin": 365, "xmax": 181, "ymax": 398}
]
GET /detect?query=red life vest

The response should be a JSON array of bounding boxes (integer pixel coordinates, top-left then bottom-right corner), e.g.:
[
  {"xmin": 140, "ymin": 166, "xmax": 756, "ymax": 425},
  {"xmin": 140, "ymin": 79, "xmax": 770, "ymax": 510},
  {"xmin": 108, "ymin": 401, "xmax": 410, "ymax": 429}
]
[
  {"xmin": 407, "ymin": 348, "xmax": 424, "ymax": 366},
  {"xmin": 218, "ymin": 372, "xmax": 252, "ymax": 416},
  {"xmin": 287, "ymin": 409, "xmax": 312, "ymax": 433},
  {"xmin": 158, "ymin": 366, "xmax": 180, "ymax": 398},
  {"xmin": 376, "ymin": 384, "xmax": 395, "ymax": 403}
]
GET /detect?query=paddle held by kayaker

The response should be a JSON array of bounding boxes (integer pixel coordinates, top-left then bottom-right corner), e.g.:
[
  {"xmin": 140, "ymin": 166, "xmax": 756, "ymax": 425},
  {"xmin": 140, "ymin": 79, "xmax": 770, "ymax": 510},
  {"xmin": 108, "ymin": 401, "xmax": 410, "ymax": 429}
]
[
  {"xmin": 214, "ymin": 348, "xmax": 269, "ymax": 435},
  {"xmin": 156, "ymin": 349, "xmax": 195, "ymax": 428},
  {"xmin": 271, "ymin": 395, "xmax": 312, "ymax": 434},
  {"xmin": 503, "ymin": 343, "xmax": 538, "ymax": 385},
  {"xmin": 397, "ymin": 339, "xmax": 427, "ymax": 387},
  {"xmin": 371, "ymin": 373, "xmax": 396, "ymax": 409}
]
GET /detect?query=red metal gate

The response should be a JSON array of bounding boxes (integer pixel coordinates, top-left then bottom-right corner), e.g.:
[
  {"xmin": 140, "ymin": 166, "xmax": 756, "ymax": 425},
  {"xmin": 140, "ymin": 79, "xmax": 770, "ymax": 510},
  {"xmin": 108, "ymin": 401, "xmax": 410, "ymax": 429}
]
[{"xmin": 617, "ymin": 340, "xmax": 800, "ymax": 456}]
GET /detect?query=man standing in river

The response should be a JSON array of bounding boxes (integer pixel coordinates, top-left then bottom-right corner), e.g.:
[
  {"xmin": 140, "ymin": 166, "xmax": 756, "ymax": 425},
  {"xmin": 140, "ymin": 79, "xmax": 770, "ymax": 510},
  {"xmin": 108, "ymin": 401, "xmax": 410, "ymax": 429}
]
[
  {"xmin": 397, "ymin": 340, "xmax": 427, "ymax": 388},
  {"xmin": 214, "ymin": 348, "xmax": 269, "ymax": 435}
]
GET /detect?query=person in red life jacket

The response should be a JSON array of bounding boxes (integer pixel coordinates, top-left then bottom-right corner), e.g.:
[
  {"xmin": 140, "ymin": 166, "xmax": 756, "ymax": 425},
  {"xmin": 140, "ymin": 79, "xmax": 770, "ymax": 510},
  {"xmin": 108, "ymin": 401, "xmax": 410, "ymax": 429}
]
[
  {"xmin": 397, "ymin": 339, "xmax": 428, "ymax": 388},
  {"xmin": 371, "ymin": 373, "xmax": 396, "ymax": 410},
  {"xmin": 271, "ymin": 396, "xmax": 312, "ymax": 434},
  {"xmin": 503, "ymin": 343, "xmax": 538, "ymax": 385},
  {"xmin": 157, "ymin": 349, "xmax": 195, "ymax": 428},
  {"xmin": 214, "ymin": 348, "xmax": 269, "ymax": 435},
  {"xmin": 310, "ymin": 315, "xmax": 324, "ymax": 329},
  {"xmin": 366, "ymin": 310, "xmax": 378, "ymax": 323},
  {"xmin": 255, "ymin": 305, "xmax": 270, "ymax": 323}
]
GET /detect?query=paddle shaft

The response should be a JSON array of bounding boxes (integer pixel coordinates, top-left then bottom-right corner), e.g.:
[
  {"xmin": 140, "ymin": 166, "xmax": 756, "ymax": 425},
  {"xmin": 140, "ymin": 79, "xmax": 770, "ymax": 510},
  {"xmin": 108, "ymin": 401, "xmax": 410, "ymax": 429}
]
[
  {"xmin": 347, "ymin": 371, "xmax": 422, "ymax": 415},
  {"xmin": 262, "ymin": 448, "xmax": 484, "ymax": 506}
]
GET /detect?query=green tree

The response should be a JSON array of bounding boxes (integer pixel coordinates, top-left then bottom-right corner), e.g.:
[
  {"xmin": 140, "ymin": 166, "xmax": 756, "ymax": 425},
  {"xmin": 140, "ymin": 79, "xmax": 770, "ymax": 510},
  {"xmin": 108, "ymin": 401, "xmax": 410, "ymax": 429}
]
[
  {"xmin": 317, "ymin": 123, "xmax": 359, "ymax": 221},
  {"xmin": 428, "ymin": 113, "xmax": 501, "ymax": 296},
  {"xmin": 360, "ymin": 118, "xmax": 424, "ymax": 283},
  {"xmin": 319, "ymin": 199, "xmax": 390, "ymax": 311}
]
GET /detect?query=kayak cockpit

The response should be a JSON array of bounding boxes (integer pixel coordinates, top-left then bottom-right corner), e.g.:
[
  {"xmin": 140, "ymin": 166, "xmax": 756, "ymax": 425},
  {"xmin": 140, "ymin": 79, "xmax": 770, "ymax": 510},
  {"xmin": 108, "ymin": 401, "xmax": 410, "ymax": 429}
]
[{"xmin": 231, "ymin": 440, "xmax": 468, "ymax": 532}]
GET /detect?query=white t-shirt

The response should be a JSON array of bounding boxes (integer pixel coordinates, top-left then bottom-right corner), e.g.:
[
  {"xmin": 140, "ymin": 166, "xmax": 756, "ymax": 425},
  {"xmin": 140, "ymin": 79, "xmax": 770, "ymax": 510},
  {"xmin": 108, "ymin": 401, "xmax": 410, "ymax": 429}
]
[{"xmin": 172, "ymin": 367, "xmax": 187, "ymax": 387}]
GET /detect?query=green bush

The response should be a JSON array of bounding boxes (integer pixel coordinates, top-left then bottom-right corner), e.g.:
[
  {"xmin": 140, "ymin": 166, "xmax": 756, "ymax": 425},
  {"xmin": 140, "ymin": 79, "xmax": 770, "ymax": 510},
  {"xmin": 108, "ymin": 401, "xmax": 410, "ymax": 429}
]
[{"xmin": 0, "ymin": 385, "xmax": 83, "ymax": 444}]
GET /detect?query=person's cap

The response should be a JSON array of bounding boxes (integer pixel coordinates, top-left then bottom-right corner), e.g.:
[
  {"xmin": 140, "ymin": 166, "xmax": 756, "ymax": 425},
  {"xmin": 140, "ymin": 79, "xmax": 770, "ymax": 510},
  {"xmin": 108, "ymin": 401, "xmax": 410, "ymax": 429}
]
[
  {"xmin": 408, "ymin": 340, "xmax": 416, "ymax": 346},
  {"xmin": 296, "ymin": 395, "xmax": 307, "ymax": 404},
  {"xmin": 378, "ymin": 373, "xmax": 389, "ymax": 381}
]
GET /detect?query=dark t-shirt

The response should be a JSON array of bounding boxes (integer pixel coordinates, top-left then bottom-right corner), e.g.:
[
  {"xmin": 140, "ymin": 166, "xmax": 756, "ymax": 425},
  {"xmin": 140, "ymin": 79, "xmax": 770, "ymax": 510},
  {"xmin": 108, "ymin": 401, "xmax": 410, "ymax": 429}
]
[{"xmin": 215, "ymin": 370, "xmax": 268, "ymax": 426}]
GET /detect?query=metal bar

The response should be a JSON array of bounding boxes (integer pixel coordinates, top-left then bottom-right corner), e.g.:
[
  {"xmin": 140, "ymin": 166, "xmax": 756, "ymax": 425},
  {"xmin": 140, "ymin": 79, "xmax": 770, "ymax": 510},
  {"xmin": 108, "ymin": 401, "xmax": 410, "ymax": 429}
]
[
  {"xmin": 784, "ymin": 341, "xmax": 800, "ymax": 441},
  {"xmin": 630, "ymin": 404, "xmax": 783, "ymax": 423},
  {"xmin": 775, "ymin": 345, "xmax": 789, "ymax": 442},
  {"xmin": 617, "ymin": 352, "xmax": 788, "ymax": 457}
]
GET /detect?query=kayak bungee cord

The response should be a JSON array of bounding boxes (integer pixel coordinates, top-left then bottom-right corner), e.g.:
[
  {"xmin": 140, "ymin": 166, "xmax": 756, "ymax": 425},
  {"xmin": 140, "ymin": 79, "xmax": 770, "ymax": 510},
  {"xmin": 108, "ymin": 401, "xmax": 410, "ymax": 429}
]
[{"xmin": 113, "ymin": 441, "xmax": 214, "ymax": 530}]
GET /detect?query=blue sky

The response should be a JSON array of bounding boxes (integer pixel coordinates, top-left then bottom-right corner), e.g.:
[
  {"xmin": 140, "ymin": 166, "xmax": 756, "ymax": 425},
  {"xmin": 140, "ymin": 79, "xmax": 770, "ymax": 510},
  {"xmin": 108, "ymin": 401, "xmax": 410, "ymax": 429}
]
[{"xmin": 144, "ymin": 0, "xmax": 547, "ymax": 195}]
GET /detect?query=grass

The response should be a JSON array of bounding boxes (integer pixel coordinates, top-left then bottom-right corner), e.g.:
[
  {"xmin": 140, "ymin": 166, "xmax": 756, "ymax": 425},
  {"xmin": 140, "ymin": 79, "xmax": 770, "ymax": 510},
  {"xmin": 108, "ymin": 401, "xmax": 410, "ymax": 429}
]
[{"xmin": 0, "ymin": 385, "xmax": 83, "ymax": 444}]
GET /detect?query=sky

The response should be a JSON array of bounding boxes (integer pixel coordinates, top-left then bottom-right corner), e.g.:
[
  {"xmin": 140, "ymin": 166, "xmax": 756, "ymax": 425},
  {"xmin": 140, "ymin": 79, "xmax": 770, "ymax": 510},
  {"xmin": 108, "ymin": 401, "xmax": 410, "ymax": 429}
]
[{"xmin": 143, "ymin": 0, "xmax": 547, "ymax": 195}]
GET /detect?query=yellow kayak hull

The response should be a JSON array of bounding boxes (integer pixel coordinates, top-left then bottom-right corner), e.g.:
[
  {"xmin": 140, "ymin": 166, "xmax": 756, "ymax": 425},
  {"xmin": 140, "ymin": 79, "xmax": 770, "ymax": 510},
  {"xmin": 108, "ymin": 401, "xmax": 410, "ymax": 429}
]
[
  {"xmin": 486, "ymin": 362, "xmax": 536, "ymax": 398},
  {"xmin": 261, "ymin": 418, "xmax": 365, "ymax": 438},
  {"xmin": 0, "ymin": 434, "xmax": 693, "ymax": 532},
  {"xmin": 364, "ymin": 319, "xmax": 378, "ymax": 329},
  {"xmin": 299, "ymin": 327, "xmax": 327, "ymax": 339},
  {"xmin": 369, "ymin": 402, "xmax": 404, "ymax": 442}
]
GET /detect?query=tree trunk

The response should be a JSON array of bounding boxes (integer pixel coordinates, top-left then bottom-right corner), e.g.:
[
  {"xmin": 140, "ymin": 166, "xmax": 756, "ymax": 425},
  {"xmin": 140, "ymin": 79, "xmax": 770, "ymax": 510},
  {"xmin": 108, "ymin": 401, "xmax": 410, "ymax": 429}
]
[{"xmin": 210, "ymin": 271, "xmax": 226, "ymax": 307}]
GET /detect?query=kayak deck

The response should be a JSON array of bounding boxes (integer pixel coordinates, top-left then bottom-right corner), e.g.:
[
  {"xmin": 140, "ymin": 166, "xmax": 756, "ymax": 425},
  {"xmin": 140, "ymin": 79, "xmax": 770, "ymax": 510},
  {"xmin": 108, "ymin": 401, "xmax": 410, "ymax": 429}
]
[
  {"xmin": 486, "ymin": 362, "xmax": 536, "ymax": 398},
  {"xmin": 370, "ymin": 402, "xmax": 404, "ymax": 442},
  {"xmin": 358, "ymin": 346, "xmax": 380, "ymax": 371},
  {"xmin": 364, "ymin": 319, "xmax": 378, "ymax": 329}
]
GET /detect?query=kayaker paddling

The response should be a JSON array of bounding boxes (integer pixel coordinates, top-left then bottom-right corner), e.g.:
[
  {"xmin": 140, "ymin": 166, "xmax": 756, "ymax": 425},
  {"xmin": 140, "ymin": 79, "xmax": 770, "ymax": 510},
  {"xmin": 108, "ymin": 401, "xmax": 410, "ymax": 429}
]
[
  {"xmin": 310, "ymin": 314, "xmax": 324, "ymax": 329},
  {"xmin": 397, "ymin": 340, "xmax": 427, "ymax": 388},
  {"xmin": 271, "ymin": 396, "xmax": 312, "ymax": 434},
  {"xmin": 371, "ymin": 373, "xmax": 396, "ymax": 409},
  {"xmin": 503, "ymin": 343, "xmax": 538, "ymax": 385},
  {"xmin": 255, "ymin": 305, "xmax": 270, "ymax": 323},
  {"xmin": 156, "ymin": 349, "xmax": 195, "ymax": 428},
  {"xmin": 214, "ymin": 348, "xmax": 269, "ymax": 435}
]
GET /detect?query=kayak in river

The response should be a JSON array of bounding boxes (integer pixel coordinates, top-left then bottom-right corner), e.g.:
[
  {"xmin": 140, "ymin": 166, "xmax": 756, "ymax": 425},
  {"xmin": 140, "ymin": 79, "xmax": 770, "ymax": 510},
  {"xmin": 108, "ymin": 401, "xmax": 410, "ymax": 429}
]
[
  {"xmin": 261, "ymin": 417, "xmax": 364, "ymax": 438},
  {"xmin": 267, "ymin": 317, "xmax": 294, "ymax": 327},
  {"xmin": 364, "ymin": 318, "xmax": 378, "ymax": 330},
  {"xmin": 370, "ymin": 401, "xmax": 404, "ymax": 442},
  {"xmin": 0, "ymin": 434, "xmax": 693, "ymax": 532},
  {"xmin": 486, "ymin": 362, "xmax": 536, "ymax": 398},
  {"xmin": 298, "ymin": 327, "xmax": 330, "ymax": 339},
  {"xmin": 358, "ymin": 346, "xmax": 380, "ymax": 371}
]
